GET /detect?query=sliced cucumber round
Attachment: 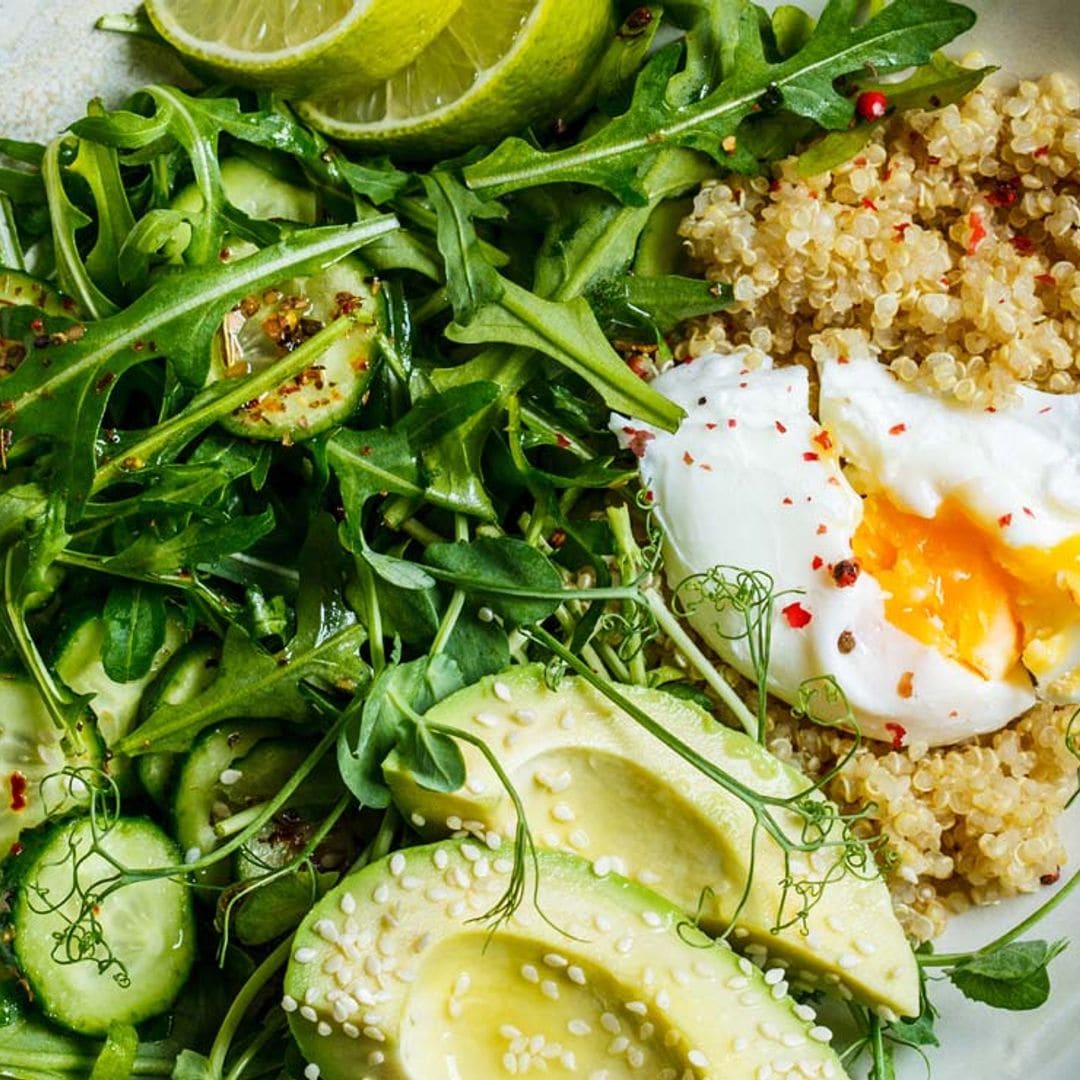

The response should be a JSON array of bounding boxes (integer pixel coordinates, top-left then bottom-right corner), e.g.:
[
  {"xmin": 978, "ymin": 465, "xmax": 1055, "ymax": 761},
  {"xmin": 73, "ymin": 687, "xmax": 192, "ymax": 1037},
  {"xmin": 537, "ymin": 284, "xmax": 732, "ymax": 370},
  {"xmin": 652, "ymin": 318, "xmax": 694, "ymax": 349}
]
[
  {"xmin": 53, "ymin": 609, "xmax": 186, "ymax": 750},
  {"xmin": 136, "ymin": 638, "xmax": 222, "ymax": 808},
  {"xmin": 13, "ymin": 816, "xmax": 195, "ymax": 1035},
  {"xmin": 208, "ymin": 256, "xmax": 383, "ymax": 440},
  {"xmin": 172, "ymin": 720, "xmax": 285, "ymax": 890},
  {"xmin": 0, "ymin": 674, "xmax": 99, "ymax": 858}
]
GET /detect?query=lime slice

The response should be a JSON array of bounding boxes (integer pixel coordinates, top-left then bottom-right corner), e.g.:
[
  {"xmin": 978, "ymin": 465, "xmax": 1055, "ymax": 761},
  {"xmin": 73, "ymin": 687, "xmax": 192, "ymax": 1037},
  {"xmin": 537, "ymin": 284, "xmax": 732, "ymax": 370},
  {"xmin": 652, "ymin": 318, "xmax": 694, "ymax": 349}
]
[
  {"xmin": 296, "ymin": 0, "xmax": 616, "ymax": 156},
  {"xmin": 145, "ymin": 0, "xmax": 464, "ymax": 95}
]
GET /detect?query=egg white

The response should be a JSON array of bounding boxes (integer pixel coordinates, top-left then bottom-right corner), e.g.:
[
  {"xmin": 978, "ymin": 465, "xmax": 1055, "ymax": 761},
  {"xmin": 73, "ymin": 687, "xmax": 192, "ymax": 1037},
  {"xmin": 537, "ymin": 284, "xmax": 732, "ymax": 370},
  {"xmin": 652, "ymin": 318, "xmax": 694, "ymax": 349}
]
[{"xmin": 613, "ymin": 349, "xmax": 1064, "ymax": 747}]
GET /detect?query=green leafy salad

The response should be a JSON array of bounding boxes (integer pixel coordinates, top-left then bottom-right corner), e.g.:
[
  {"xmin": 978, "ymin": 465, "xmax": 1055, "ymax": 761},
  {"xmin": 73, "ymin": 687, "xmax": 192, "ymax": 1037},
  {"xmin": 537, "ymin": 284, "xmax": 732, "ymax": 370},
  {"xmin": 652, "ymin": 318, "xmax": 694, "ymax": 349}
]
[{"xmin": 0, "ymin": 1, "xmax": 1077, "ymax": 1078}]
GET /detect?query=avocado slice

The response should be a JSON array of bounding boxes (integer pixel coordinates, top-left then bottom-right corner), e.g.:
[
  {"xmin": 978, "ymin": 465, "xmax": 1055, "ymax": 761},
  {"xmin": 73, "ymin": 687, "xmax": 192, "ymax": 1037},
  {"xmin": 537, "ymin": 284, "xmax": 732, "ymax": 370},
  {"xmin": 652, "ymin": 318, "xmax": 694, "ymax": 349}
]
[
  {"xmin": 383, "ymin": 666, "xmax": 919, "ymax": 1019},
  {"xmin": 283, "ymin": 840, "xmax": 849, "ymax": 1080}
]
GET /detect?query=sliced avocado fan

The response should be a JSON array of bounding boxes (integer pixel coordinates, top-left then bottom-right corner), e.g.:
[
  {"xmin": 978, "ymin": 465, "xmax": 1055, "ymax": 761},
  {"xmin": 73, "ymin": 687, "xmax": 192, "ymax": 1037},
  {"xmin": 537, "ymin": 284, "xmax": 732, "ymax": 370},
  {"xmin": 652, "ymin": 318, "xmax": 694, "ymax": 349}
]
[
  {"xmin": 283, "ymin": 840, "xmax": 849, "ymax": 1080},
  {"xmin": 383, "ymin": 666, "xmax": 920, "ymax": 1019}
]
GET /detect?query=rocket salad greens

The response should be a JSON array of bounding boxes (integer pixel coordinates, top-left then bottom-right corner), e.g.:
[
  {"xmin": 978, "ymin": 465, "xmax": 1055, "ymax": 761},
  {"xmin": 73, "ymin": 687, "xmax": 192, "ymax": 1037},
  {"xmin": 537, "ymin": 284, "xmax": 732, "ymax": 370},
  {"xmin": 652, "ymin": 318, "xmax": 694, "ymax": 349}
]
[{"xmin": 0, "ymin": 1, "xmax": 1077, "ymax": 1078}]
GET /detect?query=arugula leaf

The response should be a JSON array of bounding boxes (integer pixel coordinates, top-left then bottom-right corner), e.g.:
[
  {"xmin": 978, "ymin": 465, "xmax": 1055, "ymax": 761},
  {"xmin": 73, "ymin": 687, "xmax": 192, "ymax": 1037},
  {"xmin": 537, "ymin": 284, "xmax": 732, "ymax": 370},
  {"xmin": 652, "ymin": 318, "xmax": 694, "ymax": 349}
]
[
  {"xmin": 337, "ymin": 654, "xmax": 465, "ymax": 808},
  {"xmin": 465, "ymin": 0, "xmax": 977, "ymax": 202},
  {"xmin": 589, "ymin": 273, "xmax": 732, "ymax": 333},
  {"xmin": 101, "ymin": 584, "xmax": 167, "ymax": 682},
  {"xmin": 425, "ymin": 536, "xmax": 564, "ymax": 627},
  {"xmin": 118, "ymin": 518, "xmax": 369, "ymax": 753},
  {"xmin": 949, "ymin": 939, "xmax": 1067, "ymax": 1010},
  {"xmin": 798, "ymin": 53, "xmax": 996, "ymax": 175}
]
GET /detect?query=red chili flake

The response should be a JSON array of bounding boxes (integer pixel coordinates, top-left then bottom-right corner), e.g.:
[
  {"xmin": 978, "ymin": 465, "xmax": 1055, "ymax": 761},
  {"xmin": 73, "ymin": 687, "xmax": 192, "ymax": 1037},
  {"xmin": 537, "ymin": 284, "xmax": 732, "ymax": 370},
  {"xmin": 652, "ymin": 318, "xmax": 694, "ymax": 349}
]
[
  {"xmin": 856, "ymin": 90, "xmax": 889, "ymax": 122},
  {"xmin": 549, "ymin": 529, "xmax": 567, "ymax": 549},
  {"xmin": 769, "ymin": 178, "xmax": 782, "ymax": 193},
  {"xmin": 985, "ymin": 406, "xmax": 997, "ymax": 413},
  {"xmin": 803, "ymin": 451, "xmax": 820, "ymax": 462},
  {"xmin": 643, "ymin": 490, "xmax": 654, "ymax": 504},
  {"xmin": 622, "ymin": 426, "xmax": 655, "ymax": 459},
  {"xmin": 893, "ymin": 221, "xmax": 911, "ymax": 241},
  {"xmin": 9, "ymin": 771, "xmax": 27, "ymax": 811},
  {"xmin": 727, "ymin": 418, "xmax": 737, "ymax": 429},
  {"xmin": 705, "ymin": 422, "xmax": 717, "ymax": 431},
  {"xmin": 782, "ymin": 602, "xmax": 813, "ymax": 629},
  {"xmin": 1034, "ymin": 144, "xmax": 1050, "ymax": 158},
  {"xmin": 884, "ymin": 721, "xmax": 908, "ymax": 750},
  {"xmin": 360, "ymin": 445, "xmax": 373, "ymax": 456},
  {"xmin": 832, "ymin": 559, "xmax": 860, "ymax": 587},
  {"xmin": 8, "ymin": 841, "xmax": 22, "ymax": 857},
  {"xmin": 739, "ymin": 382, "xmax": 748, "ymax": 389},
  {"xmin": 927, "ymin": 155, "xmax": 941, "ymax": 165},
  {"xmin": 1035, "ymin": 273, "xmax": 1057, "ymax": 286},
  {"xmin": 882, "ymin": 166, "xmax": 893, "ymax": 181},
  {"xmin": 861, "ymin": 197, "xmax": 878, "ymax": 212},
  {"xmin": 811, "ymin": 555, "xmax": 824, "ymax": 571},
  {"xmin": 627, "ymin": 354, "xmax": 650, "ymax": 379},
  {"xmin": 1039, "ymin": 406, "xmax": 1053, "ymax": 414},
  {"xmin": 29, "ymin": 318, "xmax": 44, "ymax": 333},
  {"xmin": 816, "ymin": 523, "xmax": 828, "ymax": 535},
  {"xmin": 1041, "ymin": 867, "xmax": 1061, "ymax": 886},
  {"xmin": 1023, "ymin": 506, "xmax": 1035, "ymax": 518},
  {"xmin": 1010, "ymin": 234, "xmax": 1036, "ymax": 255},
  {"xmin": 854, "ymin": 156, "xmax": 868, "ymax": 167},
  {"xmin": 837, "ymin": 355, "xmax": 850, "ymax": 365},
  {"xmin": 889, "ymin": 423, "xmax": 907, "ymax": 435},
  {"xmin": 555, "ymin": 433, "xmax": 571, "ymax": 448},
  {"xmin": 813, "ymin": 430, "xmax": 833, "ymax": 451},
  {"xmin": 775, "ymin": 420, "xmax": 788, "ymax": 434},
  {"xmin": 984, "ymin": 176, "xmax": 1020, "ymax": 207},
  {"xmin": 700, "ymin": 463, "xmax": 713, "ymax": 471},
  {"xmin": 967, "ymin": 211, "xmax": 987, "ymax": 255},
  {"xmin": 218, "ymin": 247, "xmax": 232, "ymax": 261},
  {"xmin": 683, "ymin": 451, "xmax": 695, "ymax": 466},
  {"xmin": 998, "ymin": 513, "xmax": 1013, "ymax": 528}
]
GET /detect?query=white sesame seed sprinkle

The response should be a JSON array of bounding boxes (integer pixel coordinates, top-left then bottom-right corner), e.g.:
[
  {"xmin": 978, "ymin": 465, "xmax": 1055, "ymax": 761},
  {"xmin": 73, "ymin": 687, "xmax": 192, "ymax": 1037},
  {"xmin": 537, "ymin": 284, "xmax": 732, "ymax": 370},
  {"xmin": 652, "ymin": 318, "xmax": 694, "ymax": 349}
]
[
  {"xmin": 569, "ymin": 829, "xmax": 590, "ymax": 850},
  {"xmin": 567, "ymin": 965, "xmax": 586, "ymax": 985},
  {"xmin": 281, "ymin": 995, "xmax": 298, "ymax": 1012},
  {"xmin": 493, "ymin": 681, "xmax": 512, "ymax": 702},
  {"xmin": 218, "ymin": 768, "xmax": 242, "ymax": 785},
  {"xmin": 770, "ymin": 981, "xmax": 789, "ymax": 1000},
  {"xmin": 568, "ymin": 1019, "xmax": 592, "ymax": 1036},
  {"xmin": 299, "ymin": 1006, "xmax": 318, "ymax": 1022},
  {"xmin": 727, "ymin": 975, "xmax": 750, "ymax": 990},
  {"xmin": 764, "ymin": 967, "xmax": 784, "ymax": 985},
  {"xmin": 461, "ymin": 842, "xmax": 482, "ymax": 862},
  {"xmin": 363, "ymin": 1026, "xmax": 386, "ymax": 1042},
  {"xmin": 837, "ymin": 953, "xmax": 860, "ymax": 970},
  {"xmin": 372, "ymin": 884, "xmax": 390, "ymax": 904},
  {"xmin": 389, "ymin": 852, "xmax": 406, "ymax": 877},
  {"xmin": 625, "ymin": 1000, "xmax": 647, "ymax": 1015},
  {"xmin": 475, "ymin": 712, "xmax": 499, "ymax": 728},
  {"xmin": 794, "ymin": 1004, "xmax": 817, "ymax": 1022},
  {"xmin": 520, "ymin": 964, "xmax": 539, "ymax": 983},
  {"xmin": 446, "ymin": 815, "xmax": 463, "ymax": 830},
  {"xmin": 294, "ymin": 947, "xmax": 317, "ymax": 964},
  {"xmin": 608, "ymin": 1035, "xmax": 630, "ymax": 1055},
  {"xmin": 809, "ymin": 1026, "xmax": 833, "ymax": 1043},
  {"xmin": 184, "ymin": 847, "xmax": 201, "ymax": 865},
  {"xmin": 688, "ymin": 1050, "xmax": 709, "ymax": 1068},
  {"xmin": 343, "ymin": 1022, "xmax": 359, "ymax": 1038},
  {"xmin": 600, "ymin": 1012, "xmax": 621, "ymax": 1034},
  {"xmin": 541, "ymin": 980, "xmax": 560, "ymax": 1001},
  {"xmin": 304, "ymin": 1065, "xmax": 320, "ymax": 1080}
]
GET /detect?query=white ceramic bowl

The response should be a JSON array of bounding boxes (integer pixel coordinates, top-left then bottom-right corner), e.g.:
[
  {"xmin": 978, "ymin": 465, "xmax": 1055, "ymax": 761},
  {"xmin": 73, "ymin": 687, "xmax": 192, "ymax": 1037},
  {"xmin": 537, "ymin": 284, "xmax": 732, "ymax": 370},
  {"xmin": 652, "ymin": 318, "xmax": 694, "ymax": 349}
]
[{"xmin": 1, "ymin": 2, "xmax": 1077, "ymax": 1078}]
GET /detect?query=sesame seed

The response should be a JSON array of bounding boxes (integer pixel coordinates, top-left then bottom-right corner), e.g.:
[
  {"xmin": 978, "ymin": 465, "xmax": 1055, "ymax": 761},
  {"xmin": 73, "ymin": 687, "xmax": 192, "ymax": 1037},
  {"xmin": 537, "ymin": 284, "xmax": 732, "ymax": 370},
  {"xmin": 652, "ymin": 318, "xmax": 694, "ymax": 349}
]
[
  {"xmin": 299, "ymin": 1006, "xmax": 318, "ymax": 1022},
  {"xmin": 218, "ymin": 768, "xmax": 242, "ymax": 785},
  {"xmin": 655, "ymin": 989, "xmax": 670, "ymax": 1009},
  {"xmin": 688, "ymin": 1049, "xmax": 709, "ymax": 1067},
  {"xmin": 280, "ymin": 994, "xmax": 298, "ymax": 1012},
  {"xmin": 569, "ymin": 829, "xmax": 590, "ymax": 849},
  {"xmin": 389, "ymin": 852, "xmax": 406, "ymax": 877},
  {"xmin": 837, "ymin": 953, "xmax": 860, "ymax": 970},
  {"xmin": 461, "ymin": 843, "xmax": 482, "ymax": 861},
  {"xmin": 771, "ymin": 982, "xmax": 790, "ymax": 1000},
  {"xmin": 343, "ymin": 1022, "xmax": 359, "ymax": 1038},
  {"xmin": 568, "ymin": 1019, "xmax": 592, "ymax": 1036},
  {"xmin": 794, "ymin": 1003, "xmax": 817, "ymax": 1022},
  {"xmin": 475, "ymin": 712, "xmax": 499, "ymax": 728},
  {"xmin": 363, "ymin": 1026, "xmax": 386, "ymax": 1042},
  {"xmin": 551, "ymin": 802, "xmax": 575, "ymax": 823},
  {"xmin": 502, "ymin": 1051, "xmax": 518, "ymax": 1074},
  {"xmin": 608, "ymin": 1035, "xmax": 630, "ymax": 1055},
  {"xmin": 486, "ymin": 831, "xmax": 502, "ymax": 851},
  {"xmin": 410, "ymin": 812, "xmax": 426, "ymax": 828},
  {"xmin": 567, "ymin": 965, "xmax": 586, "ymax": 985},
  {"xmin": 184, "ymin": 847, "xmax": 201, "ymax": 865},
  {"xmin": 339, "ymin": 891, "xmax": 356, "ymax": 915},
  {"xmin": 521, "ymin": 964, "xmax": 539, "ymax": 983},
  {"xmin": 372, "ymin": 884, "xmax": 390, "ymax": 904},
  {"xmin": 294, "ymin": 947, "xmax": 317, "ymax": 964},
  {"xmin": 315, "ymin": 920, "xmax": 339, "ymax": 944},
  {"xmin": 641, "ymin": 911, "xmax": 662, "ymax": 928},
  {"xmin": 304, "ymin": 1065, "xmax": 320, "ymax": 1080},
  {"xmin": 493, "ymin": 681, "xmax": 512, "ymax": 702},
  {"xmin": 541, "ymin": 980, "xmax": 560, "ymax": 1001},
  {"xmin": 626, "ymin": 1000, "xmax": 648, "ymax": 1015},
  {"xmin": 601, "ymin": 1012, "xmax": 621, "ymax": 1034},
  {"xmin": 446, "ymin": 815, "xmax": 463, "ymax": 830},
  {"xmin": 400, "ymin": 874, "xmax": 422, "ymax": 890},
  {"xmin": 726, "ymin": 975, "xmax": 749, "ymax": 990},
  {"xmin": 627, "ymin": 1046, "xmax": 645, "ymax": 1068},
  {"xmin": 809, "ymin": 1026, "xmax": 833, "ymax": 1043},
  {"xmin": 593, "ymin": 856, "xmax": 612, "ymax": 877}
]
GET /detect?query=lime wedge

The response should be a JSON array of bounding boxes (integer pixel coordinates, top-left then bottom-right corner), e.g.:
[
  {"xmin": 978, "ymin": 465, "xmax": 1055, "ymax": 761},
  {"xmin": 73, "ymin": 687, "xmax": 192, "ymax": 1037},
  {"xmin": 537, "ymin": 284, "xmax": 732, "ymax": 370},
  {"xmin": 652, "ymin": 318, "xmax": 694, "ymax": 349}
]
[
  {"xmin": 145, "ymin": 0, "xmax": 464, "ymax": 95},
  {"xmin": 296, "ymin": 0, "xmax": 616, "ymax": 156}
]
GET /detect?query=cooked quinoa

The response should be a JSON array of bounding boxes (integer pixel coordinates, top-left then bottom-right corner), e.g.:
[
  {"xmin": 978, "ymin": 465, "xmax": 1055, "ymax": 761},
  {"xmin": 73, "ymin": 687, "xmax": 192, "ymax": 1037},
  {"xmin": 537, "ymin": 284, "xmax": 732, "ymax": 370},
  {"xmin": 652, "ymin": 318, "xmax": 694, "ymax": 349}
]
[
  {"xmin": 675, "ymin": 71, "xmax": 1080, "ymax": 940},
  {"xmin": 679, "ymin": 71, "xmax": 1080, "ymax": 406}
]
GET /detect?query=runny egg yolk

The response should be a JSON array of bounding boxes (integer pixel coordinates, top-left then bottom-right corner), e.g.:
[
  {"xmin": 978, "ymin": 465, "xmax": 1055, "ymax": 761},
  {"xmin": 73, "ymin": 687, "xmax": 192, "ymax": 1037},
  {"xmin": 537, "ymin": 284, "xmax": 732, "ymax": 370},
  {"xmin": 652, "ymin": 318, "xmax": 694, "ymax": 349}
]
[{"xmin": 851, "ymin": 495, "xmax": 1080, "ymax": 683}]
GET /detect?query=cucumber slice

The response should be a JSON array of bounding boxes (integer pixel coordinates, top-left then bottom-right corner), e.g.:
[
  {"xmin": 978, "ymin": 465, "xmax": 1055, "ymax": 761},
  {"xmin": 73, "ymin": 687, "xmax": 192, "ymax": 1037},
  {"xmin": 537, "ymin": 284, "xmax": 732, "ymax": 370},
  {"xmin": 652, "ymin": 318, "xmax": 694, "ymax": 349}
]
[
  {"xmin": 170, "ymin": 158, "xmax": 385, "ymax": 440},
  {"xmin": 208, "ymin": 256, "xmax": 383, "ymax": 440},
  {"xmin": 136, "ymin": 639, "xmax": 221, "ymax": 808},
  {"xmin": 13, "ymin": 816, "xmax": 195, "ymax": 1035},
  {"xmin": 54, "ymin": 611, "xmax": 185, "ymax": 750},
  {"xmin": 0, "ymin": 674, "xmax": 99, "ymax": 858},
  {"xmin": 172, "ymin": 721, "xmax": 285, "ymax": 889}
]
